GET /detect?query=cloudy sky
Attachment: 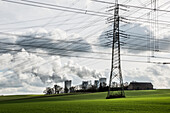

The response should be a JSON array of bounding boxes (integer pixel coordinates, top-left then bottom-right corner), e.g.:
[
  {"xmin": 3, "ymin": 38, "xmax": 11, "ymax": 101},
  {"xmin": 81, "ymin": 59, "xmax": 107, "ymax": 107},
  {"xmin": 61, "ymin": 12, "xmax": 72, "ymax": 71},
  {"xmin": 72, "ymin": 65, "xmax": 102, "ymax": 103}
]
[{"xmin": 0, "ymin": 0, "xmax": 170, "ymax": 95}]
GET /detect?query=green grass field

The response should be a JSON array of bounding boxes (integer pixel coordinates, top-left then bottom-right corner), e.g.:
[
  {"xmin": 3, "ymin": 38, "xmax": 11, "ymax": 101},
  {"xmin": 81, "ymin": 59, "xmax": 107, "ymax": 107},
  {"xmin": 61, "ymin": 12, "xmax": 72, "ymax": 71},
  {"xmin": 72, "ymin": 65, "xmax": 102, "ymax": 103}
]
[{"xmin": 0, "ymin": 89, "xmax": 170, "ymax": 113}]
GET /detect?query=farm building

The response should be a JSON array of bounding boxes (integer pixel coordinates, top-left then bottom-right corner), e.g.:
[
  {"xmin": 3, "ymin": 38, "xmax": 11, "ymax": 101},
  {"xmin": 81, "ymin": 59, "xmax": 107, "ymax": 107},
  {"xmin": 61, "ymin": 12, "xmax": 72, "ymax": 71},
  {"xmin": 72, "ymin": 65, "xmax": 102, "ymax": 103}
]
[{"xmin": 128, "ymin": 82, "xmax": 153, "ymax": 90}]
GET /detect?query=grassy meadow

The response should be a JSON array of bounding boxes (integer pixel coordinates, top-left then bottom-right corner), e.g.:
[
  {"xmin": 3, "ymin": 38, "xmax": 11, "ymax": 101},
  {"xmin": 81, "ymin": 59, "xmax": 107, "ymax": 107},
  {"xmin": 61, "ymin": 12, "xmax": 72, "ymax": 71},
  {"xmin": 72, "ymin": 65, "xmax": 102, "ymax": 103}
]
[{"xmin": 0, "ymin": 89, "xmax": 170, "ymax": 113}]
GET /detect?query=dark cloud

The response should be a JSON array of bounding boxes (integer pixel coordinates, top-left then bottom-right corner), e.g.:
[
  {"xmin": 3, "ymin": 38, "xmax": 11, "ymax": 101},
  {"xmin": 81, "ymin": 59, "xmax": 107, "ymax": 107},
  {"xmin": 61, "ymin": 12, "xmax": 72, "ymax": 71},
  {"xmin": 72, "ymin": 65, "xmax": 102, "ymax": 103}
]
[
  {"xmin": 0, "ymin": 28, "xmax": 92, "ymax": 56},
  {"xmin": 98, "ymin": 23, "xmax": 170, "ymax": 54}
]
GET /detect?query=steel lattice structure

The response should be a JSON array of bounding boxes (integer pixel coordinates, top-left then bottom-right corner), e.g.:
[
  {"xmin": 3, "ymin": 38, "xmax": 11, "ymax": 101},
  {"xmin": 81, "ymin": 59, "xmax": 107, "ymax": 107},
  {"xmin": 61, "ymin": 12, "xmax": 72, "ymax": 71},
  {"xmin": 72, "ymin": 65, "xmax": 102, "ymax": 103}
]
[{"xmin": 107, "ymin": 0, "xmax": 125, "ymax": 99}]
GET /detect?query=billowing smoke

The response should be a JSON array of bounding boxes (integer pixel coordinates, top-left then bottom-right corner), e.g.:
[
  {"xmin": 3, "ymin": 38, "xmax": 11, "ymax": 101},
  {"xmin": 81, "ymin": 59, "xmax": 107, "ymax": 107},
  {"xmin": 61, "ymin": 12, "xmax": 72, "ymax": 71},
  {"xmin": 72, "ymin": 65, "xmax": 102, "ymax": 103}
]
[
  {"xmin": 0, "ymin": 48, "xmax": 102, "ymax": 94},
  {"xmin": 0, "ymin": 28, "xmax": 102, "ymax": 94},
  {"xmin": 64, "ymin": 60, "xmax": 102, "ymax": 79}
]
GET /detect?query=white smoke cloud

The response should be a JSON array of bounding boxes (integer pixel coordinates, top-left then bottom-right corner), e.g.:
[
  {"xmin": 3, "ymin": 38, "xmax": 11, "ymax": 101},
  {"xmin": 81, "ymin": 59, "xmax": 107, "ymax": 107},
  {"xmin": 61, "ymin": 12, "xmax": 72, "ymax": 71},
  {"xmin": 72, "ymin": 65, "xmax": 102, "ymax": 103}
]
[
  {"xmin": 0, "ymin": 27, "xmax": 103, "ymax": 94},
  {"xmin": 64, "ymin": 60, "xmax": 102, "ymax": 79},
  {"xmin": 0, "ymin": 48, "xmax": 103, "ymax": 94}
]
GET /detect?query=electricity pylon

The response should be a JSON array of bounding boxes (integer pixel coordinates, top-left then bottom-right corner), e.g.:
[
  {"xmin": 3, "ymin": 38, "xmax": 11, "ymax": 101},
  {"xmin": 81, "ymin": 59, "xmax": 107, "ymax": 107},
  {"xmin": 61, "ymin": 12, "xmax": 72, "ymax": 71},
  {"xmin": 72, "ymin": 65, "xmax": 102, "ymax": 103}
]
[{"xmin": 106, "ymin": 0, "xmax": 125, "ymax": 99}]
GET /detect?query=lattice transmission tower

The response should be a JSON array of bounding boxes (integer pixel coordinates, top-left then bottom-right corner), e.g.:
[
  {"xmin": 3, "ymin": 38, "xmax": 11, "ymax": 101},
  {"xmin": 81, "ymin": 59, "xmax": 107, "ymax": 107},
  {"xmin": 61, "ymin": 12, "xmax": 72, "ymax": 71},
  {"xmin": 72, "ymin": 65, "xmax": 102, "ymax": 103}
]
[{"xmin": 106, "ymin": 0, "xmax": 125, "ymax": 99}]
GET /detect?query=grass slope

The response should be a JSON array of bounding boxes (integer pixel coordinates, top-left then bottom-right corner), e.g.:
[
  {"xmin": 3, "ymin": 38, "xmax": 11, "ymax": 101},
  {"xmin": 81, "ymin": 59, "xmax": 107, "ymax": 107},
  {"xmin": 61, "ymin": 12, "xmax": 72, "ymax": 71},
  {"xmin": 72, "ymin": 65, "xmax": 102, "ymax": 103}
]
[{"xmin": 0, "ymin": 89, "xmax": 170, "ymax": 113}]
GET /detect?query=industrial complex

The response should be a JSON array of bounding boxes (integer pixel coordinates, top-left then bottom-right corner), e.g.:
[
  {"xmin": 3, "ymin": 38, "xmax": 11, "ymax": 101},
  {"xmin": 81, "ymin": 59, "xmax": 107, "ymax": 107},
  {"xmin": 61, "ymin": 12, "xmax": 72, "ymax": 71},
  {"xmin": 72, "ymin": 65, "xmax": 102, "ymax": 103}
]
[{"xmin": 43, "ymin": 78, "xmax": 153, "ymax": 95}]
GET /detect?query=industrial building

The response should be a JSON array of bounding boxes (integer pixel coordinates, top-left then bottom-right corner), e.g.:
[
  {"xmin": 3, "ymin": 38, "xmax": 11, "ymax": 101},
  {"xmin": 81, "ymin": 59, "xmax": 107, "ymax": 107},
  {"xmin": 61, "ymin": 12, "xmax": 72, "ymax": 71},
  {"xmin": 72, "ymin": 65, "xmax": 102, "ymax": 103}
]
[
  {"xmin": 128, "ymin": 82, "xmax": 153, "ymax": 90},
  {"xmin": 99, "ymin": 78, "xmax": 107, "ymax": 87},
  {"xmin": 94, "ymin": 80, "xmax": 99, "ymax": 88},
  {"xmin": 112, "ymin": 82, "xmax": 118, "ymax": 88},
  {"xmin": 64, "ymin": 80, "xmax": 72, "ymax": 93},
  {"xmin": 44, "ymin": 78, "xmax": 155, "ymax": 95},
  {"xmin": 82, "ymin": 81, "xmax": 89, "ymax": 90}
]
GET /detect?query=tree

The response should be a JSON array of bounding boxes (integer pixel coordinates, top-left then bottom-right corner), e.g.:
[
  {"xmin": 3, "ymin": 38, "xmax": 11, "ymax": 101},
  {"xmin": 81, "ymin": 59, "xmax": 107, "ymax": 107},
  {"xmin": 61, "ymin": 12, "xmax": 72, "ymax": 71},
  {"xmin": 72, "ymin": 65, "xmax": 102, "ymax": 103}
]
[
  {"xmin": 43, "ymin": 87, "xmax": 54, "ymax": 95},
  {"xmin": 54, "ymin": 85, "xmax": 62, "ymax": 94}
]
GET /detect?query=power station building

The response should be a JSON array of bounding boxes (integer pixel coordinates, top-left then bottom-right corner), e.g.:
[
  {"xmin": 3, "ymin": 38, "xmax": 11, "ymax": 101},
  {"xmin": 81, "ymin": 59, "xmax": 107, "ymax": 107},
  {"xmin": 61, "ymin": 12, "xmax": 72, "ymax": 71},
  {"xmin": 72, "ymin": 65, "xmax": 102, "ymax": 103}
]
[
  {"xmin": 94, "ymin": 80, "xmax": 99, "ymax": 88},
  {"xmin": 64, "ymin": 80, "xmax": 72, "ymax": 93},
  {"xmin": 128, "ymin": 82, "xmax": 153, "ymax": 90},
  {"xmin": 99, "ymin": 78, "xmax": 107, "ymax": 87},
  {"xmin": 82, "ymin": 81, "xmax": 89, "ymax": 90}
]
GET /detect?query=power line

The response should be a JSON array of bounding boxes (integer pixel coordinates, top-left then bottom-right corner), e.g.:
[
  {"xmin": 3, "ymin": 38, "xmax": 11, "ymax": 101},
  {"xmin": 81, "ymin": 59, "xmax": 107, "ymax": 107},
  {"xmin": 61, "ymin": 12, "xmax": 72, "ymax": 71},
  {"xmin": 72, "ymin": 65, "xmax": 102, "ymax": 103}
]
[
  {"xmin": 0, "ymin": 41, "xmax": 109, "ymax": 55},
  {"xmin": 40, "ymin": 0, "xmax": 82, "ymax": 28},
  {"xmin": 2, "ymin": 0, "xmax": 111, "ymax": 17},
  {"xmin": 120, "ymin": 1, "xmax": 170, "ymax": 32},
  {"xmin": 1, "ymin": 30, "xmax": 170, "ymax": 55},
  {"xmin": 0, "ymin": 48, "xmax": 168, "ymax": 64},
  {"xmin": 91, "ymin": 0, "xmax": 170, "ymax": 13},
  {"xmin": 0, "ymin": 19, "xmax": 105, "ymax": 32},
  {"xmin": 0, "ymin": 15, "xmax": 73, "ymax": 26},
  {"xmin": 20, "ymin": 0, "xmax": 110, "ymax": 15},
  {"xmin": 1, "ymin": 31, "xmax": 170, "ymax": 60},
  {"xmin": 1, "ymin": 0, "xmax": 170, "ymax": 65}
]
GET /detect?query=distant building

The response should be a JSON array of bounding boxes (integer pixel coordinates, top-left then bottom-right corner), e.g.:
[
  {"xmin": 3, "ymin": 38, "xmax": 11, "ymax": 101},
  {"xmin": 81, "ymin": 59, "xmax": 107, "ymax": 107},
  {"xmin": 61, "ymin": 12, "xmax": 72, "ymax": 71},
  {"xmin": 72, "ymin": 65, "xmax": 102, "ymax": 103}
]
[
  {"xmin": 82, "ymin": 81, "xmax": 89, "ymax": 90},
  {"xmin": 99, "ymin": 78, "xmax": 107, "ymax": 87},
  {"xmin": 94, "ymin": 80, "xmax": 99, "ymax": 88},
  {"xmin": 112, "ymin": 82, "xmax": 118, "ymax": 88},
  {"xmin": 128, "ymin": 82, "xmax": 153, "ymax": 90},
  {"xmin": 65, "ymin": 80, "xmax": 72, "ymax": 93},
  {"xmin": 75, "ymin": 85, "xmax": 81, "ymax": 90}
]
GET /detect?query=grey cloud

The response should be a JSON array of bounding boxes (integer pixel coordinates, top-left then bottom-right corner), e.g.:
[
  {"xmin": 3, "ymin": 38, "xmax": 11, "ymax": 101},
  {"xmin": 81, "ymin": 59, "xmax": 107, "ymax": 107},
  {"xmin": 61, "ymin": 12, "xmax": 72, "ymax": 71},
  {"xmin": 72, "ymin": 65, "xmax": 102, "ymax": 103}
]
[
  {"xmin": 0, "ymin": 28, "xmax": 92, "ymax": 56},
  {"xmin": 98, "ymin": 23, "xmax": 170, "ymax": 54},
  {"xmin": 0, "ymin": 72, "xmax": 23, "ymax": 89}
]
